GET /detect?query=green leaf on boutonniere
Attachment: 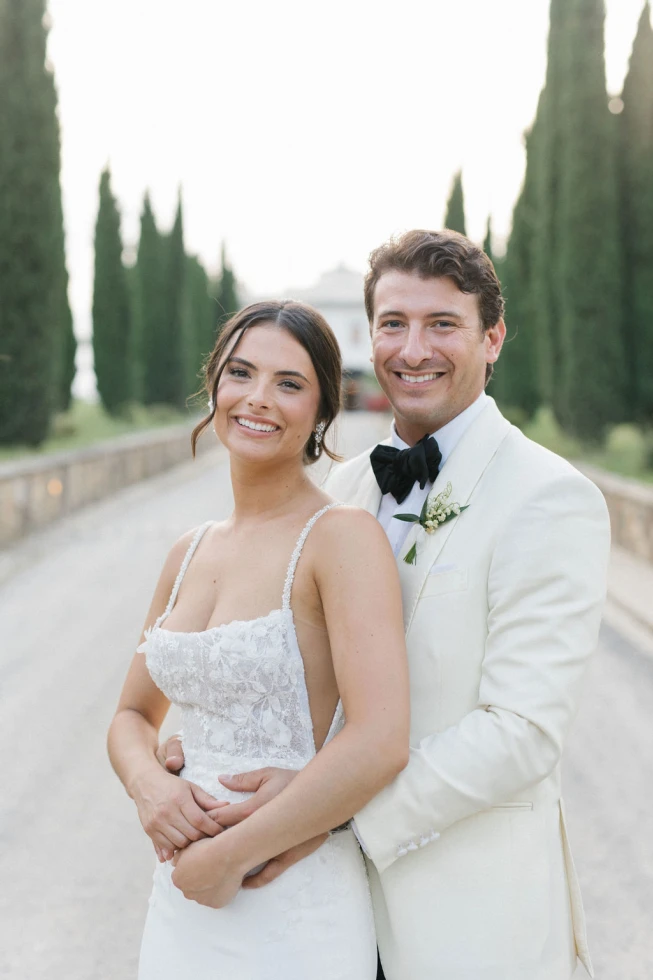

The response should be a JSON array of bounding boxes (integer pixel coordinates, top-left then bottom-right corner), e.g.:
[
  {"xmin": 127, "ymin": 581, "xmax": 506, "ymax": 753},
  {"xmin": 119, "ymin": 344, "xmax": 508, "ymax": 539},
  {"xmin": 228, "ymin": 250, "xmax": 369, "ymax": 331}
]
[
  {"xmin": 395, "ymin": 483, "xmax": 469, "ymax": 564},
  {"xmin": 404, "ymin": 543, "xmax": 417, "ymax": 565}
]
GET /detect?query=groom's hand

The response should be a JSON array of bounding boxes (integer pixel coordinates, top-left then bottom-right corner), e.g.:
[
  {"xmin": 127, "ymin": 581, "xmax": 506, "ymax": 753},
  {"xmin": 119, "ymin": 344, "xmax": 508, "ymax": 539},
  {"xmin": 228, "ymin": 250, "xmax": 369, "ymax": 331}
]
[
  {"xmin": 241, "ymin": 835, "xmax": 328, "ymax": 889},
  {"xmin": 213, "ymin": 767, "xmax": 298, "ymax": 826},
  {"xmin": 156, "ymin": 734, "xmax": 185, "ymax": 774}
]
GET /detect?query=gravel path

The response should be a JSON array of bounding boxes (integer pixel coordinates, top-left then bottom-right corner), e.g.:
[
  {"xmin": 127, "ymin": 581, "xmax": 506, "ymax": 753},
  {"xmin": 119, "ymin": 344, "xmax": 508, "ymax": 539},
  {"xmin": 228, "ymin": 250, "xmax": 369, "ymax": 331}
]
[{"xmin": 0, "ymin": 413, "xmax": 650, "ymax": 979}]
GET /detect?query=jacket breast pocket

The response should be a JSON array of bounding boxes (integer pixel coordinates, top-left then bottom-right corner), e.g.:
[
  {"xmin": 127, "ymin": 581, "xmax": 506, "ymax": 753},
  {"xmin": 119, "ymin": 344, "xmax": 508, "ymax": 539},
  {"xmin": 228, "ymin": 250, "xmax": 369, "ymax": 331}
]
[{"xmin": 419, "ymin": 566, "xmax": 468, "ymax": 598}]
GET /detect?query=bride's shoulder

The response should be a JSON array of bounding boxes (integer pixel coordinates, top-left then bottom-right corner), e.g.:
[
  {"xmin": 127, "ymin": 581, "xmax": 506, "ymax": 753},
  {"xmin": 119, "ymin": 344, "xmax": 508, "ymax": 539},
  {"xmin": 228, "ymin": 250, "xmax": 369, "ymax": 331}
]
[
  {"xmin": 315, "ymin": 504, "xmax": 390, "ymax": 554},
  {"xmin": 162, "ymin": 521, "xmax": 217, "ymax": 573}
]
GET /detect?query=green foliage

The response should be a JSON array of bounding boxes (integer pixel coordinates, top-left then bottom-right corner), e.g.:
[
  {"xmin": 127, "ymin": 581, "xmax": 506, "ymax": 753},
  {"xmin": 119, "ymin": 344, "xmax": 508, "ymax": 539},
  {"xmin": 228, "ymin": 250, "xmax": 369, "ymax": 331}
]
[
  {"xmin": 0, "ymin": 399, "xmax": 189, "ymax": 462},
  {"xmin": 556, "ymin": 0, "xmax": 627, "ymax": 442},
  {"xmin": 92, "ymin": 168, "xmax": 132, "ymax": 415},
  {"xmin": 137, "ymin": 193, "xmax": 166, "ymax": 405},
  {"xmin": 603, "ymin": 423, "xmax": 650, "ymax": 475},
  {"xmin": 523, "ymin": 405, "xmax": 583, "ymax": 458},
  {"xmin": 483, "ymin": 216, "xmax": 494, "ymax": 265},
  {"xmin": 213, "ymin": 244, "xmax": 240, "ymax": 329},
  {"xmin": 490, "ymin": 120, "xmax": 541, "ymax": 419},
  {"xmin": 0, "ymin": 0, "xmax": 72, "ymax": 444},
  {"xmin": 157, "ymin": 192, "xmax": 187, "ymax": 408},
  {"xmin": 619, "ymin": 2, "xmax": 653, "ymax": 419},
  {"xmin": 444, "ymin": 171, "xmax": 467, "ymax": 236},
  {"xmin": 184, "ymin": 254, "xmax": 215, "ymax": 399},
  {"xmin": 530, "ymin": 0, "xmax": 570, "ymax": 416}
]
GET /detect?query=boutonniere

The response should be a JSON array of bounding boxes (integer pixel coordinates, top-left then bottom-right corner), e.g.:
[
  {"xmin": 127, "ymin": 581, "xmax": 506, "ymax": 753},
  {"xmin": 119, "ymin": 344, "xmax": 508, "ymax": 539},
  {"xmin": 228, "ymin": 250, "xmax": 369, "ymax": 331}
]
[{"xmin": 394, "ymin": 482, "xmax": 469, "ymax": 565}]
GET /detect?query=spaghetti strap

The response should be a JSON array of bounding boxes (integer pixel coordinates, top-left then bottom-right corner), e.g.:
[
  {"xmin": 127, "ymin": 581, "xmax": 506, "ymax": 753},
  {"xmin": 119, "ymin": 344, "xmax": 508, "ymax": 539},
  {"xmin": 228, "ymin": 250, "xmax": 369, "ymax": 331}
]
[
  {"xmin": 282, "ymin": 504, "xmax": 341, "ymax": 612},
  {"xmin": 154, "ymin": 522, "xmax": 213, "ymax": 629}
]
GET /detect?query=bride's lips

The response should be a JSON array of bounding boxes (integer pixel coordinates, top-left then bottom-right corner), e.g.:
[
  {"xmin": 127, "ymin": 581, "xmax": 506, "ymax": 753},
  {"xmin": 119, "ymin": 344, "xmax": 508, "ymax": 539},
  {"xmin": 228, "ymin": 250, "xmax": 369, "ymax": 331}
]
[{"xmin": 231, "ymin": 414, "xmax": 282, "ymax": 437}]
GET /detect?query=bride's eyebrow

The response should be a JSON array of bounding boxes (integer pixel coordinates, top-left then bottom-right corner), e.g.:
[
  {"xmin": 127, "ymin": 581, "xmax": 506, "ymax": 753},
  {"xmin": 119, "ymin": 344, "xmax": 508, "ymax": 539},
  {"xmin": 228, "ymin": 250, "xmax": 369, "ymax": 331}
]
[{"xmin": 228, "ymin": 356, "xmax": 309, "ymax": 383}]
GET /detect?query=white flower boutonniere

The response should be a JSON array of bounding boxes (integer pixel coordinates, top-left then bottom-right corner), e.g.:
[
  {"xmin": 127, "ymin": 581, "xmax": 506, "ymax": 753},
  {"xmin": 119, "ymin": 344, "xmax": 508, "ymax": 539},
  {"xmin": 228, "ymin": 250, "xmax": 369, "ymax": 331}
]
[{"xmin": 394, "ymin": 482, "xmax": 469, "ymax": 565}]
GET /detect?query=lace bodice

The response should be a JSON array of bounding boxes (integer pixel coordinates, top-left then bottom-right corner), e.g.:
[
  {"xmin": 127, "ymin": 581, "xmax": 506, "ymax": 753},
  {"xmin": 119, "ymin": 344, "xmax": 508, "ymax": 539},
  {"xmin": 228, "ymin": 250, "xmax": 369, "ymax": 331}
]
[{"xmin": 137, "ymin": 505, "xmax": 344, "ymax": 793}]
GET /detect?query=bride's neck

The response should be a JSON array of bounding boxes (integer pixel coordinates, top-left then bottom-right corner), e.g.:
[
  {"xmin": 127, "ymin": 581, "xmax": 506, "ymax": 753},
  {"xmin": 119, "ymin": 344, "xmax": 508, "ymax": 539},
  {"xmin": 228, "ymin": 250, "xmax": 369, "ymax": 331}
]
[{"xmin": 229, "ymin": 456, "xmax": 314, "ymax": 523}]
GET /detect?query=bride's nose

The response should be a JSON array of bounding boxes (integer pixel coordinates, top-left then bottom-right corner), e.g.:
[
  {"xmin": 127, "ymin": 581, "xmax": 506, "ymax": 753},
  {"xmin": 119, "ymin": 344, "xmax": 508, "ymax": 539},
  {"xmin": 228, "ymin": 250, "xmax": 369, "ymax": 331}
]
[{"xmin": 247, "ymin": 379, "xmax": 271, "ymax": 412}]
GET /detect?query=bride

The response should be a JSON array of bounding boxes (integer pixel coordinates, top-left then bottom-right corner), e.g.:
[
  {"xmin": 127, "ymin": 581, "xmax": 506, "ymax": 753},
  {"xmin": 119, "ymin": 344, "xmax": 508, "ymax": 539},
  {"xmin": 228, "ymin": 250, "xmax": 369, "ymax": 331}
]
[{"xmin": 107, "ymin": 300, "xmax": 409, "ymax": 979}]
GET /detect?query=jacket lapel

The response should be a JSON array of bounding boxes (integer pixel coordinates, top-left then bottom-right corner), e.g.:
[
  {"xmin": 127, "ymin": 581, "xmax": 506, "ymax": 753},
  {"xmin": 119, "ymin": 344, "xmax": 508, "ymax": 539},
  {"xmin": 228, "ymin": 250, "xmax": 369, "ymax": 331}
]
[{"xmin": 397, "ymin": 399, "xmax": 512, "ymax": 631}]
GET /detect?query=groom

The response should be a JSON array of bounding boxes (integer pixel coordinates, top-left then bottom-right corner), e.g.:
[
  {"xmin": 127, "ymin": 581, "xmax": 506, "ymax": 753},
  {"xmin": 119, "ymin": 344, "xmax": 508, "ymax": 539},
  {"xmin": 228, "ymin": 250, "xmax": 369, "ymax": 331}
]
[{"xmin": 161, "ymin": 230, "xmax": 610, "ymax": 979}]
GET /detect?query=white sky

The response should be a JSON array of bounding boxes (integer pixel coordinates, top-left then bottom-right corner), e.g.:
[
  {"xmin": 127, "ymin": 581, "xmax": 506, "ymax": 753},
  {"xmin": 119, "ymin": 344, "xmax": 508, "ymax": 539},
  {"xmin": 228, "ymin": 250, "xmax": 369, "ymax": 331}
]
[{"xmin": 47, "ymin": 0, "xmax": 648, "ymax": 341}]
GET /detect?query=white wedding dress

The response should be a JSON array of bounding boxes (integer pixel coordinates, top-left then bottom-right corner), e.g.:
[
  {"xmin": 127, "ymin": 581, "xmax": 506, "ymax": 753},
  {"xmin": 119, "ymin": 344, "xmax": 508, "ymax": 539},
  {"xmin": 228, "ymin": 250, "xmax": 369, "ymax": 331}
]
[{"xmin": 137, "ymin": 504, "xmax": 377, "ymax": 979}]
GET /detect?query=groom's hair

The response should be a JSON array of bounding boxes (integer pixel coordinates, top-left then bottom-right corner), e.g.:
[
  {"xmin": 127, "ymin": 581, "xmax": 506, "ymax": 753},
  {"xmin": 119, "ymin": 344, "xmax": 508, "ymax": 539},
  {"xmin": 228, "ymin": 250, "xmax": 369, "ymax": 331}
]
[{"xmin": 364, "ymin": 229, "xmax": 504, "ymax": 331}]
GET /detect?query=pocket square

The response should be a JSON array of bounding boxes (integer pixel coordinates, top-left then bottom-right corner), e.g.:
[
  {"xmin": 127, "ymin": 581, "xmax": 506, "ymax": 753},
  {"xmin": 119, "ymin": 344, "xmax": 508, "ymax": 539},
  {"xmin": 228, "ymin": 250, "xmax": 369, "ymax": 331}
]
[{"xmin": 429, "ymin": 562, "xmax": 458, "ymax": 576}]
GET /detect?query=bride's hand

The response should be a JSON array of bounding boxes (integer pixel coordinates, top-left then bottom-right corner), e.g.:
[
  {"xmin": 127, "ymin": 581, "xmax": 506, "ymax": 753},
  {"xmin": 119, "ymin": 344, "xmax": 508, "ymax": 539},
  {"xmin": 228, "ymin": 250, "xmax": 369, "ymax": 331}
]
[
  {"xmin": 131, "ymin": 770, "xmax": 226, "ymax": 862},
  {"xmin": 171, "ymin": 836, "xmax": 247, "ymax": 909}
]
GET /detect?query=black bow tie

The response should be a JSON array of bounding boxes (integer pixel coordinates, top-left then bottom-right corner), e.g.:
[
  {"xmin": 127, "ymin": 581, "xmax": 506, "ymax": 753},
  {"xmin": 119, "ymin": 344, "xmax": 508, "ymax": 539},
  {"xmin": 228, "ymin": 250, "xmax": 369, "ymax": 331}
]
[{"xmin": 370, "ymin": 434, "xmax": 442, "ymax": 504}]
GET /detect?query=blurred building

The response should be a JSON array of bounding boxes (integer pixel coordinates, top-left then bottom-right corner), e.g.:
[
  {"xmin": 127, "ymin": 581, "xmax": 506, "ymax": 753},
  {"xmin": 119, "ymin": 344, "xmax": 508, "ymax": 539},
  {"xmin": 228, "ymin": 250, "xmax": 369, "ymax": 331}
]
[{"xmin": 288, "ymin": 264, "xmax": 371, "ymax": 373}]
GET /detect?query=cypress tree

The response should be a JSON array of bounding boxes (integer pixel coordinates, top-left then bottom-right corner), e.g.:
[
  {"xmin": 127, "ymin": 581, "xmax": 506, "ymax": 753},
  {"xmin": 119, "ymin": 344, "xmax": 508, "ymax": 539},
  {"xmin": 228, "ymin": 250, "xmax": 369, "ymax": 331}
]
[
  {"xmin": 0, "ymin": 0, "xmax": 71, "ymax": 444},
  {"xmin": 92, "ymin": 168, "xmax": 132, "ymax": 415},
  {"xmin": 137, "ymin": 193, "xmax": 165, "ymax": 405},
  {"xmin": 214, "ymin": 244, "xmax": 239, "ymax": 328},
  {"xmin": 619, "ymin": 2, "xmax": 653, "ymax": 419},
  {"xmin": 157, "ymin": 191, "xmax": 187, "ymax": 407},
  {"xmin": 557, "ymin": 0, "xmax": 627, "ymax": 441},
  {"xmin": 483, "ymin": 216, "xmax": 494, "ymax": 265},
  {"xmin": 490, "ymin": 121, "xmax": 540, "ymax": 419},
  {"xmin": 444, "ymin": 171, "xmax": 467, "ymax": 235},
  {"xmin": 184, "ymin": 254, "xmax": 215, "ymax": 397},
  {"xmin": 124, "ymin": 262, "xmax": 142, "ymax": 400},
  {"xmin": 531, "ymin": 0, "xmax": 570, "ymax": 416}
]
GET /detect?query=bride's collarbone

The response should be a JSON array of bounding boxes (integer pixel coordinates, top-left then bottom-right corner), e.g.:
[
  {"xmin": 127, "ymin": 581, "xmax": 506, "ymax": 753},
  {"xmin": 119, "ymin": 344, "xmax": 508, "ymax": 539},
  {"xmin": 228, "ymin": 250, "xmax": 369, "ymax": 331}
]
[{"xmin": 167, "ymin": 541, "xmax": 324, "ymax": 634}]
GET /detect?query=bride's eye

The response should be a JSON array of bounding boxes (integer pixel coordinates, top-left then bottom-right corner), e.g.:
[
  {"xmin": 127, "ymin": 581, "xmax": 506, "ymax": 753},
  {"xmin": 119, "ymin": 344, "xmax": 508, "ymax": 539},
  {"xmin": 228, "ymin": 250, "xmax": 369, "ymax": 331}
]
[
  {"xmin": 280, "ymin": 380, "xmax": 301, "ymax": 390},
  {"xmin": 228, "ymin": 367, "xmax": 249, "ymax": 379}
]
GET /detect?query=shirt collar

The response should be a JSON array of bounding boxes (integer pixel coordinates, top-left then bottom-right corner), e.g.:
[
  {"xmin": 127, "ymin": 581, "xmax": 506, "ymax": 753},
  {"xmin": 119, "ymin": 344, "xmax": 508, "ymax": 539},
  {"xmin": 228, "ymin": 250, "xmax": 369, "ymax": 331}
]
[{"xmin": 391, "ymin": 391, "xmax": 488, "ymax": 467}]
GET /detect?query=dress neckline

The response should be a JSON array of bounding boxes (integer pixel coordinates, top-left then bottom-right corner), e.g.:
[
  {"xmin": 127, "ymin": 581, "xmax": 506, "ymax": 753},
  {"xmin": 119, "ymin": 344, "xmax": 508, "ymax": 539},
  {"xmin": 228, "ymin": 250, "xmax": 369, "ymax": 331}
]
[{"xmin": 150, "ymin": 606, "xmax": 287, "ymax": 638}]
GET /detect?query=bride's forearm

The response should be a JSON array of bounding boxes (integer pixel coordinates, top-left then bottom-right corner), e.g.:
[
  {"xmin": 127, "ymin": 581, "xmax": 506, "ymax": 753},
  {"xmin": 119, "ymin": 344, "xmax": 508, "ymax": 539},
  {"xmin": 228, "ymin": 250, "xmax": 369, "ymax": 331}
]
[
  {"xmin": 223, "ymin": 722, "xmax": 407, "ymax": 871},
  {"xmin": 108, "ymin": 708, "xmax": 162, "ymax": 799}
]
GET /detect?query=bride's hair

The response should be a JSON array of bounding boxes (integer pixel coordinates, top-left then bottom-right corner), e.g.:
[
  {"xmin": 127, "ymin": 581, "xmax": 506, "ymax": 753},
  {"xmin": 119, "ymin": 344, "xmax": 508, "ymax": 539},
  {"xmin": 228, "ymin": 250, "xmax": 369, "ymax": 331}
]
[{"xmin": 191, "ymin": 300, "xmax": 343, "ymax": 464}]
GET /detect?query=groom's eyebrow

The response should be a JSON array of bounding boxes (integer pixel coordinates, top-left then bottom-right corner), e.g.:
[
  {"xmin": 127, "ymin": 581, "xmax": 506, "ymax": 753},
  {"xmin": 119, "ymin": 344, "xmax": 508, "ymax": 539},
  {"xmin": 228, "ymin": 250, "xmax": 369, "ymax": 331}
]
[
  {"xmin": 228, "ymin": 356, "xmax": 309, "ymax": 383},
  {"xmin": 377, "ymin": 309, "xmax": 462, "ymax": 319}
]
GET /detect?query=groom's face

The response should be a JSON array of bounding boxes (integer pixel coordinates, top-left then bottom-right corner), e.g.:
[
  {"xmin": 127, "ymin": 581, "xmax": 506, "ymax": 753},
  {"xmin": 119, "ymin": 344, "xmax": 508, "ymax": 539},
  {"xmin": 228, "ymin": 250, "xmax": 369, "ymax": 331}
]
[{"xmin": 370, "ymin": 271, "xmax": 504, "ymax": 445}]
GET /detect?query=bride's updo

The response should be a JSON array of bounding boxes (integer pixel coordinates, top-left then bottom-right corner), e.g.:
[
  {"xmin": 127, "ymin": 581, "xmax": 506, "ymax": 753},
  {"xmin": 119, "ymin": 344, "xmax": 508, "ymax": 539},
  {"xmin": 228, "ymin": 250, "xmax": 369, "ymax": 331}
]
[{"xmin": 191, "ymin": 300, "xmax": 342, "ymax": 464}]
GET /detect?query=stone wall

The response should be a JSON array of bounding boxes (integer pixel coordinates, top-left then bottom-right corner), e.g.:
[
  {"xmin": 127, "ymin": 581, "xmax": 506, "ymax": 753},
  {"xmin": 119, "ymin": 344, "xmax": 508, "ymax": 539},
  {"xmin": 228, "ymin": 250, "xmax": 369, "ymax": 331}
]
[
  {"xmin": 577, "ymin": 463, "xmax": 653, "ymax": 564},
  {"xmin": 0, "ymin": 424, "xmax": 213, "ymax": 547},
  {"xmin": 2, "ymin": 426, "xmax": 653, "ymax": 564}
]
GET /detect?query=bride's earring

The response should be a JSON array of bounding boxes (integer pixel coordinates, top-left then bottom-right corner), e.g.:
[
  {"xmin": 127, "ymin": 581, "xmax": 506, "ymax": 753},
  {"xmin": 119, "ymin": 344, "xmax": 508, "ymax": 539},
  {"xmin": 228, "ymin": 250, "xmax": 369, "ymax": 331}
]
[{"xmin": 314, "ymin": 421, "xmax": 326, "ymax": 456}]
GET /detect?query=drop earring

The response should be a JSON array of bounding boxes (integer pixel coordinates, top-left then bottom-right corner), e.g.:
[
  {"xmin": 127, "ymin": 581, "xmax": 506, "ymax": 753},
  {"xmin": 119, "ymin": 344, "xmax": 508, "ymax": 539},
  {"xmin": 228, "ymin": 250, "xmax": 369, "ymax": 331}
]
[{"xmin": 314, "ymin": 421, "xmax": 326, "ymax": 456}]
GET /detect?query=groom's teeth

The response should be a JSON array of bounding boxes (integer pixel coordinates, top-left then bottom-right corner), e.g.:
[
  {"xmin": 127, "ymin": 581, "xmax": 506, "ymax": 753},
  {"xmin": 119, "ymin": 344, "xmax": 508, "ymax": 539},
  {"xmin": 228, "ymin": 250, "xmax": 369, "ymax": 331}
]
[
  {"xmin": 400, "ymin": 373, "xmax": 439, "ymax": 384},
  {"xmin": 236, "ymin": 417, "xmax": 278, "ymax": 432}
]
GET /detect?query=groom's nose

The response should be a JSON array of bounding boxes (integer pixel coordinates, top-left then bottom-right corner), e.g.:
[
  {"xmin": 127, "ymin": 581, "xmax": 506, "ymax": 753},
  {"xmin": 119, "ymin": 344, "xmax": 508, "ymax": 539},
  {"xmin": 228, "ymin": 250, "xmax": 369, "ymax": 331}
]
[{"xmin": 400, "ymin": 324, "xmax": 433, "ymax": 367}]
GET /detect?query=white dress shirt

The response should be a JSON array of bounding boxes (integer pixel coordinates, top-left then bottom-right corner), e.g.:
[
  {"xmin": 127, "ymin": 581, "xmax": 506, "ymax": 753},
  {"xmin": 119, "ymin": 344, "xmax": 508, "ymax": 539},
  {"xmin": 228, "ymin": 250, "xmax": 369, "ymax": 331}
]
[{"xmin": 377, "ymin": 392, "xmax": 488, "ymax": 556}]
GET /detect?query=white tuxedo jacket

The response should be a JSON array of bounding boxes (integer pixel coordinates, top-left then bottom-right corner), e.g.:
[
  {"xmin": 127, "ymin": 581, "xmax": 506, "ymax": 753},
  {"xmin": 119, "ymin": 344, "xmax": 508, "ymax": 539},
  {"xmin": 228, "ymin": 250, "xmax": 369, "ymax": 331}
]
[{"xmin": 325, "ymin": 399, "xmax": 610, "ymax": 980}]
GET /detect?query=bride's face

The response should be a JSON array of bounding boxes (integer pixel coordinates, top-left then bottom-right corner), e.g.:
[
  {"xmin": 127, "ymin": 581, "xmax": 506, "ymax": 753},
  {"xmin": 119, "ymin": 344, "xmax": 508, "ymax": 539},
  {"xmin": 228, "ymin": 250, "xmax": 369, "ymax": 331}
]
[{"xmin": 213, "ymin": 323, "xmax": 322, "ymax": 466}]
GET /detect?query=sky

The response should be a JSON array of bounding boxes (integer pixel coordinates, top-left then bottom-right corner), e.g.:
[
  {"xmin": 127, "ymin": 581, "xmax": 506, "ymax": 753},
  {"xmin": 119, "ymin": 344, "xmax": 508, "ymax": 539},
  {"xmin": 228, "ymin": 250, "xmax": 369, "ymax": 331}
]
[{"xmin": 46, "ymin": 0, "xmax": 649, "ymax": 344}]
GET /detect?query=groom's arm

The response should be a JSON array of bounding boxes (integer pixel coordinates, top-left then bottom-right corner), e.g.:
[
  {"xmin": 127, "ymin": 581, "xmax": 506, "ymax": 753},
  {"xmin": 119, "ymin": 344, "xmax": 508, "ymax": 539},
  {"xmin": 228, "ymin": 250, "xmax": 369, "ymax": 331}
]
[{"xmin": 354, "ymin": 470, "xmax": 611, "ymax": 874}]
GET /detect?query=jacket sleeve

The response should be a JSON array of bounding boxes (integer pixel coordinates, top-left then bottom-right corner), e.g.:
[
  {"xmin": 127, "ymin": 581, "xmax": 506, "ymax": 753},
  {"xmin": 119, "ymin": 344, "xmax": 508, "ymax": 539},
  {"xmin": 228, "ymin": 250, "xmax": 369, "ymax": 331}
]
[{"xmin": 353, "ymin": 471, "xmax": 611, "ymax": 873}]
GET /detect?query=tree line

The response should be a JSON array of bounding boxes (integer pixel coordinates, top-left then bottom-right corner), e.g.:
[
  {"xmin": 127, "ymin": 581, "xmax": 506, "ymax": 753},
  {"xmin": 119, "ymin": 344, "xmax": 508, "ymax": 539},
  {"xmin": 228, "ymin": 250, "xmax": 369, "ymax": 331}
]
[
  {"xmin": 490, "ymin": 0, "xmax": 653, "ymax": 444},
  {"xmin": 0, "ymin": 0, "xmax": 238, "ymax": 446},
  {"xmin": 93, "ymin": 171, "xmax": 238, "ymax": 418}
]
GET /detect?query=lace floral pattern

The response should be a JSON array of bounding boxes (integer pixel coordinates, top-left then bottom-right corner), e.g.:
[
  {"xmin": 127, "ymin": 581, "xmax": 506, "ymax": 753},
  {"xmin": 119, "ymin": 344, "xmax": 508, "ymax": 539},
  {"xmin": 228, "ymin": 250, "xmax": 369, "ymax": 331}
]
[
  {"xmin": 140, "ymin": 609, "xmax": 323, "ymax": 777},
  {"xmin": 137, "ymin": 506, "xmax": 344, "ymax": 785}
]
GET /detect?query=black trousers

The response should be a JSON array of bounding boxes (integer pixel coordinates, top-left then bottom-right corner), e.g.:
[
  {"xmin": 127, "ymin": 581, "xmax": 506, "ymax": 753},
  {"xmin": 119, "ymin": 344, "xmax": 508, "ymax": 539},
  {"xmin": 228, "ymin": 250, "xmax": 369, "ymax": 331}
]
[{"xmin": 376, "ymin": 951, "xmax": 386, "ymax": 980}]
